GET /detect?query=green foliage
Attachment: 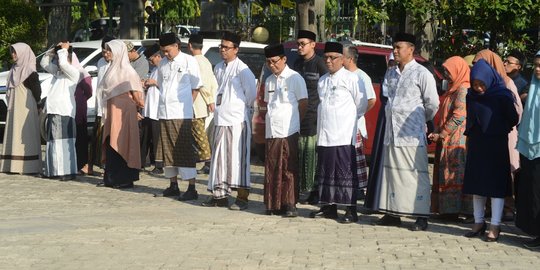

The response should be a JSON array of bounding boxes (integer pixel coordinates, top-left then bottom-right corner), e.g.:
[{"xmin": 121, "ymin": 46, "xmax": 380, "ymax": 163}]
[
  {"xmin": 155, "ymin": 0, "xmax": 201, "ymax": 25},
  {"xmin": 0, "ymin": 0, "xmax": 46, "ymax": 70}
]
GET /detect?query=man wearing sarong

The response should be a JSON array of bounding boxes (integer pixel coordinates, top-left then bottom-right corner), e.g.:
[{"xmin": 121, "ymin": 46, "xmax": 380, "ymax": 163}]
[
  {"xmin": 293, "ymin": 30, "xmax": 328, "ymax": 205},
  {"xmin": 156, "ymin": 33, "xmax": 202, "ymax": 201},
  {"xmin": 262, "ymin": 44, "xmax": 308, "ymax": 217},
  {"xmin": 342, "ymin": 45, "xmax": 377, "ymax": 198},
  {"xmin": 202, "ymin": 32, "xmax": 256, "ymax": 210},
  {"xmin": 187, "ymin": 34, "xmax": 217, "ymax": 173},
  {"xmin": 374, "ymin": 33, "xmax": 439, "ymax": 231},
  {"xmin": 309, "ymin": 42, "xmax": 368, "ymax": 224},
  {"xmin": 40, "ymin": 42, "xmax": 80, "ymax": 180}
]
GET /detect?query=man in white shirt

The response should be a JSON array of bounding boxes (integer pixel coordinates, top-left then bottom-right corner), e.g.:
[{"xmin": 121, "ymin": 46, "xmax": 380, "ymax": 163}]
[
  {"xmin": 342, "ymin": 45, "xmax": 376, "ymax": 198},
  {"xmin": 156, "ymin": 32, "xmax": 203, "ymax": 201},
  {"xmin": 187, "ymin": 34, "xmax": 218, "ymax": 175},
  {"xmin": 141, "ymin": 43, "xmax": 163, "ymax": 175},
  {"xmin": 309, "ymin": 42, "xmax": 368, "ymax": 223},
  {"xmin": 262, "ymin": 44, "xmax": 308, "ymax": 217},
  {"xmin": 201, "ymin": 32, "xmax": 256, "ymax": 210},
  {"xmin": 374, "ymin": 33, "xmax": 439, "ymax": 231},
  {"xmin": 40, "ymin": 42, "xmax": 80, "ymax": 180}
]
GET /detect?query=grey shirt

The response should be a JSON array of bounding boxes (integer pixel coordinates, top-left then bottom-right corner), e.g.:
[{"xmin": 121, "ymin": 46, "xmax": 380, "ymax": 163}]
[{"xmin": 131, "ymin": 54, "xmax": 149, "ymax": 79}]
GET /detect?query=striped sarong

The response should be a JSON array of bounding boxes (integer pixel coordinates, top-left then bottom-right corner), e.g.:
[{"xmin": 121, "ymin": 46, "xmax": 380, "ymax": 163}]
[
  {"xmin": 298, "ymin": 134, "xmax": 317, "ymax": 192},
  {"xmin": 207, "ymin": 121, "xmax": 250, "ymax": 198},
  {"xmin": 377, "ymin": 144, "xmax": 431, "ymax": 217},
  {"xmin": 44, "ymin": 114, "xmax": 77, "ymax": 177},
  {"xmin": 355, "ymin": 133, "xmax": 368, "ymax": 189}
]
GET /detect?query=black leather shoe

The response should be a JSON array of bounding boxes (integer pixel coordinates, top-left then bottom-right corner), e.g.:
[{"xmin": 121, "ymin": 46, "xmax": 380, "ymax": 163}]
[
  {"xmin": 464, "ymin": 222, "xmax": 487, "ymax": 238},
  {"xmin": 410, "ymin": 217, "xmax": 429, "ymax": 231},
  {"xmin": 299, "ymin": 191, "xmax": 319, "ymax": 205},
  {"xmin": 229, "ymin": 199, "xmax": 248, "ymax": 211},
  {"xmin": 58, "ymin": 175, "xmax": 76, "ymax": 181},
  {"xmin": 201, "ymin": 197, "xmax": 228, "ymax": 207},
  {"xmin": 96, "ymin": 181, "xmax": 113, "ymax": 187},
  {"xmin": 162, "ymin": 186, "xmax": 180, "ymax": 197},
  {"xmin": 309, "ymin": 205, "xmax": 338, "ymax": 219},
  {"xmin": 524, "ymin": 237, "xmax": 540, "ymax": 250},
  {"xmin": 375, "ymin": 214, "xmax": 401, "ymax": 226},
  {"xmin": 149, "ymin": 167, "xmax": 163, "ymax": 176},
  {"xmin": 178, "ymin": 189, "xmax": 198, "ymax": 201},
  {"xmin": 197, "ymin": 165, "xmax": 210, "ymax": 175},
  {"xmin": 339, "ymin": 210, "xmax": 359, "ymax": 224}
]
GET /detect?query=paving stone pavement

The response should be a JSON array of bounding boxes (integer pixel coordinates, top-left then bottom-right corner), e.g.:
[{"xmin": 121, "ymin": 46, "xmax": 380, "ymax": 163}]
[{"xmin": 1, "ymin": 152, "xmax": 539, "ymax": 269}]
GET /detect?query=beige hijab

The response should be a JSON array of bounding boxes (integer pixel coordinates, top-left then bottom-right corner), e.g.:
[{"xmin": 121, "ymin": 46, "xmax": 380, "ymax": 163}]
[
  {"xmin": 7, "ymin": 43, "xmax": 36, "ymax": 89},
  {"xmin": 99, "ymin": 40, "xmax": 142, "ymax": 102}
]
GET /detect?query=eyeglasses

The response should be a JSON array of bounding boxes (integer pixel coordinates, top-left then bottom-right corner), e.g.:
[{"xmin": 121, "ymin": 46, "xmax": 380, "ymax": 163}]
[
  {"xmin": 266, "ymin": 57, "xmax": 283, "ymax": 65},
  {"xmin": 297, "ymin": 41, "xmax": 312, "ymax": 48},
  {"xmin": 323, "ymin": 55, "xmax": 341, "ymax": 61},
  {"xmin": 504, "ymin": 59, "xmax": 520, "ymax": 65},
  {"xmin": 218, "ymin": 44, "xmax": 236, "ymax": 51}
]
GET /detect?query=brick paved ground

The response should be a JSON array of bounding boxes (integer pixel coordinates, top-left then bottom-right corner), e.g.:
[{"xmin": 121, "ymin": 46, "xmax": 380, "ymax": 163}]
[{"xmin": 0, "ymin": 149, "xmax": 539, "ymax": 269}]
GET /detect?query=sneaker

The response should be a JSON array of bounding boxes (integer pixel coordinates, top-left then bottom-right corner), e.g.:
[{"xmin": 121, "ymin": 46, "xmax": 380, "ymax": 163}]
[
  {"xmin": 229, "ymin": 199, "xmax": 248, "ymax": 211},
  {"xmin": 162, "ymin": 186, "xmax": 180, "ymax": 197},
  {"xmin": 201, "ymin": 197, "xmax": 229, "ymax": 207},
  {"xmin": 178, "ymin": 189, "xmax": 198, "ymax": 201}
]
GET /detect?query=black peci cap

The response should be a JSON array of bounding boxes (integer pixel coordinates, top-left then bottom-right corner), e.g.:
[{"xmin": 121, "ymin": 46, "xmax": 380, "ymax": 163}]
[
  {"xmin": 324, "ymin": 42, "xmax": 343, "ymax": 54},
  {"xmin": 221, "ymin": 31, "xmax": 241, "ymax": 46},
  {"xmin": 264, "ymin": 44, "xmax": 285, "ymax": 58},
  {"xmin": 297, "ymin": 30, "xmax": 316, "ymax": 41},
  {"xmin": 394, "ymin": 32, "xmax": 416, "ymax": 46}
]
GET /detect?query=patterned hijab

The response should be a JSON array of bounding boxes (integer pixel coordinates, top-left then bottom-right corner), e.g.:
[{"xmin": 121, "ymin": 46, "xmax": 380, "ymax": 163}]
[
  {"xmin": 7, "ymin": 43, "xmax": 36, "ymax": 89},
  {"xmin": 517, "ymin": 51, "xmax": 540, "ymax": 154},
  {"xmin": 99, "ymin": 40, "xmax": 142, "ymax": 102},
  {"xmin": 442, "ymin": 56, "xmax": 470, "ymax": 94}
]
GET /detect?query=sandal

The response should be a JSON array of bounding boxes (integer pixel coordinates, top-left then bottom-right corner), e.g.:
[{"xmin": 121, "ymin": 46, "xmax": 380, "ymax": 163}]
[{"xmin": 484, "ymin": 225, "xmax": 501, "ymax": 242}]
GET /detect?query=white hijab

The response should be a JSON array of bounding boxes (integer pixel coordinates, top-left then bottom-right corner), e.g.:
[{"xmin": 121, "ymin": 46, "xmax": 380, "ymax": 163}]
[{"xmin": 99, "ymin": 40, "xmax": 142, "ymax": 102}]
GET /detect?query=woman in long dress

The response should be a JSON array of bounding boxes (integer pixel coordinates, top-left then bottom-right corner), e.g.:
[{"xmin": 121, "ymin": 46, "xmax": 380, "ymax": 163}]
[
  {"xmin": 515, "ymin": 50, "xmax": 540, "ymax": 250},
  {"xmin": 0, "ymin": 43, "xmax": 42, "ymax": 174},
  {"xmin": 429, "ymin": 56, "xmax": 471, "ymax": 218},
  {"xmin": 99, "ymin": 40, "xmax": 144, "ymax": 188},
  {"xmin": 462, "ymin": 59, "xmax": 519, "ymax": 242}
]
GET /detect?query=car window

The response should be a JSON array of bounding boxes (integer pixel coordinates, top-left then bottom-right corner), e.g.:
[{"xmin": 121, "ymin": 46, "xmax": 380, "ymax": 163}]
[
  {"xmin": 357, "ymin": 54, "xmax": 387, "ymax": 84},
  {"xmin": 204, "ymin": 47, "xmax": 265, "ymax": 79}
]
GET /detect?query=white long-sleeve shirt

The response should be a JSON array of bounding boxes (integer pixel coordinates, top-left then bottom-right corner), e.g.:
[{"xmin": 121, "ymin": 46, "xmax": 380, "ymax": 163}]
[
  {"xmin": 213, "ymin": 57, "xmax": 256, "ymax": 126},
  {"xmin": 317, "ymin": 67, "xmax": 368, "ymax": 146},
  {"xmin": 143, "ymin": 67, "xmax": 160, "ymax": 120},
  {"xmin": 40, "ymin": 48, "xmax": 79, "ymax": 117},
  {"xmin": 383, "ymin": 59, "xmax": 439, "ymax": 146}
]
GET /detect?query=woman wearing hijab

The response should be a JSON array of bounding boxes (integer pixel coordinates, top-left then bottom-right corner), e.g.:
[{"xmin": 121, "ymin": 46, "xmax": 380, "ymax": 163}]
[
  {"xmin": 98, "ymin": 40, "xmax": 144, "ymax": 189},
  {"xmin": 0, "ymin": 43, "xmax": 42, "ymax": 174},
  {"xmin": 474, "ymin": 49, "xmax": 523, "ymax": 221},
  {"xmin": 71, "ymin": 54, "xmax": 93, "ymax": 174},
  {"xmin": 428, "ymin": 56, "xmax": 471, "ymax": 219},
  {"xmin": 462, "ymin": 59, "xmax": 519, "ymax": 242},
  {"xmin": 40, "ymin": 42, "xmax": 80, "ymax": 180},
  {"xmin": 515, "ymin": 50, "xmax": 540, "ymax": 250}
]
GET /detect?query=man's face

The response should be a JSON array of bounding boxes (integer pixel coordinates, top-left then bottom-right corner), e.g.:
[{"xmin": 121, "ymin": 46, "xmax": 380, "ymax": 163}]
[
  {"xmin": 148, "ymin": 53, "xmax": 162, "ymax": 67},
  {"xmin": 219, "ymin": 40, "xmax": 238, "ymax": 62},
  {"xmin": 323, "ymin": 52, "xmax": 343, "ymax": 74},
  {"xmin": 160, "ymin": 43, "xmax": 180, "ymax": 61},
  {"xmin": 392, "ymin": 41, "xmax": 414, "ymax": 63},
  {"xmin": 504, "ymin": 56, "xmax": 521, "ymax": 74},
  {"xmin": 297, "ymin": 38, "xmax": 315, "ymax": 57},
  {"xmin": 534, "ymin": 57, "xmax": 540, "ymax": 80},
  {"xmin": 266, "ymin": 55, "xmax": 286, "ymax": 75}
]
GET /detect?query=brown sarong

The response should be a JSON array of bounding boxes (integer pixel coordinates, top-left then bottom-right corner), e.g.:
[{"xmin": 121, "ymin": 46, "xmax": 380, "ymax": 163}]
[
  {"xmin": 192, "ymin": 117, "xmax": 211, "ymax": 162},
  {"xmin": 157, "ymin": 119, "xmax": 196, "ymax": 167},
  {"xmin": 264, "ymin": 133, "xmax": 299, "ymax": 211}
]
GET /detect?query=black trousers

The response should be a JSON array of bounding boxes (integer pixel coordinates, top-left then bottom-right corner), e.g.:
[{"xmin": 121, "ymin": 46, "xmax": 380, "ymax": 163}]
[{"xmin": 140, "ymin": 117, "xmax": 160, "ymax": 168}]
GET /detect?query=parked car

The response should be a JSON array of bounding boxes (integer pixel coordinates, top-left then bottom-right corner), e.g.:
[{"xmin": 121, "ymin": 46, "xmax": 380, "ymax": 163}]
[
  {"xmin": 251, "ymin": 40, "xmax": 444, "ymax": 160},
  {"xmin": 0, "ymin": 40, "xmax": 143, "ymax": 139}
]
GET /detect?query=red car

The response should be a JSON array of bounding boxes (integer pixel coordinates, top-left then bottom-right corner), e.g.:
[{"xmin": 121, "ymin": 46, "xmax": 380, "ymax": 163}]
[{"xmin": 252, "ymin": 41, "xmax": 443, "ymax": 160}]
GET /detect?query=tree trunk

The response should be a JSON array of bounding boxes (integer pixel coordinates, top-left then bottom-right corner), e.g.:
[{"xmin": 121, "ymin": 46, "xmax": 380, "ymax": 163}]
[
  {"xmin": 119, "ymin": 0, "xmax": 144, "ymax": 39},
  {"xmin": 45, "ymin": 0, "xmax": 72, "ymax": 46},
  {"xmin": 296, "ymin": 0, "xmax": 325, "ymax": 42}
]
